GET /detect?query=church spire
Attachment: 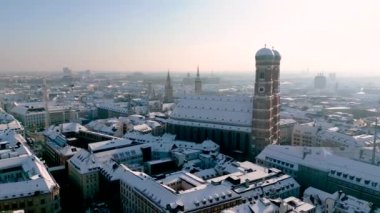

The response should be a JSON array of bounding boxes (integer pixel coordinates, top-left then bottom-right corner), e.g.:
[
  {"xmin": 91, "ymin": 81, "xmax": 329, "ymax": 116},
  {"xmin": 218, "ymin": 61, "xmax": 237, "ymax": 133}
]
[
  {"xmin": 166, "ymin": 70, "xmax": 171, "ymax": 84},
  {"xmin": 195, "ymin": 66, "xmax": 202, "ymax": 95},
  {"xmin": 164, "ymin": 70, "xmax": 173, "ymax": 103}
]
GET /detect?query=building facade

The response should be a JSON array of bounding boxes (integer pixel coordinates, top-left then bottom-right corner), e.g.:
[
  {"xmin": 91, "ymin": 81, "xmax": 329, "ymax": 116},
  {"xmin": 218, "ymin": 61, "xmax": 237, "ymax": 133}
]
[{"xmin": 11, "ymin": 103, "xmax": 73, "ymax": 130}]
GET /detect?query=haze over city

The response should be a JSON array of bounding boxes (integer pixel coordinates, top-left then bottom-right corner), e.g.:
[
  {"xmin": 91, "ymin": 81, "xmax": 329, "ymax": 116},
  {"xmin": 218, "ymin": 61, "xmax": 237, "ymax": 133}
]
[
  {"xmin": 1, "ymin": 1, "xmax": 380, "ymax": 213},
  {"xmin": 1, "ymin": 0, "xmax": 380, "ymax": 75}
]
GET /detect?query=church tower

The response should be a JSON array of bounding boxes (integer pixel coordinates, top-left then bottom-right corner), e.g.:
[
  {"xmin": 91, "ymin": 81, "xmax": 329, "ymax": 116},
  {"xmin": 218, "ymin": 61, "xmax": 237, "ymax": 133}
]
[
  {"xmin": 252, "ymin": 46, "xmax": 281, "ymax": 156},
  {"xmin": 164, "ymin": 71, "xmax": 173, "ymax": 103},
  {"xmin": 194, "ymin": 66, "xmax": 202, "ymax": 95}
]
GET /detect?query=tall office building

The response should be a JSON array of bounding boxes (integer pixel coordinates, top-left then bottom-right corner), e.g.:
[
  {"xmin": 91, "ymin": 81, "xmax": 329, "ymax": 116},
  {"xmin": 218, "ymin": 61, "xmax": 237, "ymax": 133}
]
[{"xmin": 252, "ymin": 47, "xmax": 281, "ymax": 154}]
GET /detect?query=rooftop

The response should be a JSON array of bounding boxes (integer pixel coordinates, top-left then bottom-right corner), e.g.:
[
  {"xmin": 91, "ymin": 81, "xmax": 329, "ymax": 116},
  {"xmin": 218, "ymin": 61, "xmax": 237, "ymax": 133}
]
[
  {"xmin": 257, "ymin": 145, "xmax": 380, "ymax": 191},
  {"xmin": 0, "ymin": 155, "xmax": 58, "ymax": 200},
  {"xmin": 169, "ymin": 95, "xmax": 252, "ymax": 128}
]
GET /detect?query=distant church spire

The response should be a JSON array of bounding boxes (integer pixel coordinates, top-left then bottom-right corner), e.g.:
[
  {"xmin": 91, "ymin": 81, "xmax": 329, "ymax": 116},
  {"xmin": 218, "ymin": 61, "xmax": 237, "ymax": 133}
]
[
  {"xmin": 195, "ymin": 66, "xmax": 202, "ymax": 95},
  {"xmin": 164, "ymin": 70, "xmax": 173, "ymax": 103}
]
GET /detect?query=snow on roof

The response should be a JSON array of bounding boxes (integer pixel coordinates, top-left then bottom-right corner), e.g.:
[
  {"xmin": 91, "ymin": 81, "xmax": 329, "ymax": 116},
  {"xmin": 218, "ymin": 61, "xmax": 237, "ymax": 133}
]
[
  {"xmin": 88, "ymin": 138, "xmax": 133, "ymax": 153},
  {"xmin": 0, "ymin": 108, "xmax": 16, "ymax": 124},
  {"xmin": 117, "ymin": 164, "xmax": 241, "ymax": 212},
  {"xmin": 124, "ymin": 133, "xmax": 219, "ymax": 152},
  {"xmin": 146, "ymin": 120, "xmax": 162, "ymax": 128},
  {"xmin": 97, "ymin": 102, "xmax": 129, "ymax": 113},
  {"xmin": 133, "ymin": 124, "xmax": 152, "ymax": 133},
  {"xmin": 282, "ymin": 196, "xmax": 315, "ymax": 212},
  {"xmin": 0, "ymin": 131, "xmax": 30, "ymax": 159},
  {"xmin": 61, "ymin": 123, "xmax": 87, "ymax": 133},
  {"xmin": 0, "ymin": 155, "xmax": 58, "ymax": 200},
  {"xmin": 279, "ymin": 118, "xmax": 297, "ymax": 126},
  {"xmin": 11, "ymin": 102, "xmax": 70, "ymax": 115},
  {"xmin": 200, "ymin": 161, "xmax": 300, "ymax": 200},
  {"xmin": 170, "ymin": 95, "xmax": 252, "ymax": 128},
  {"xmin": 317, "ymin": 130, "xmax": 362, "ymax": 147},
  {"xmin": 167, "ymin": 119, "xmax": 252, "ymax": 133},
  {"xmin": 303, "ymin": 187, "xmax": 333, "ymax": 203},
  {"xmin": 303, "ymin": 187, "xmax": 372, "ymax": 212},
  {"xmin": 86, "ymin": 118, "xmax": 122, "ymax": 135},
  {"xmin": 257, "ymin": 145, "xmax": 380, "ymax": 191},
  {"xmin": 69, "ymin": 140, "xmax": 148, "ymax": 175},
  {"xmin": 0, "ymin": 120, "xmax": 23, "ymax": 132},
  {"xmin": 45, "ymin": 141, "xmax": 79, "ymax": 157}
]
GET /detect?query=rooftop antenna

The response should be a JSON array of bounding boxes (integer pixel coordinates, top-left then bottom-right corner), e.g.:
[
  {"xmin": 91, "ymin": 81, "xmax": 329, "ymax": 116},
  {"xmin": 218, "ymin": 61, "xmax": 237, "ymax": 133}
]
[{"xmin": 43, "ymin": 78, "xmax": 50, "ymax": 129}]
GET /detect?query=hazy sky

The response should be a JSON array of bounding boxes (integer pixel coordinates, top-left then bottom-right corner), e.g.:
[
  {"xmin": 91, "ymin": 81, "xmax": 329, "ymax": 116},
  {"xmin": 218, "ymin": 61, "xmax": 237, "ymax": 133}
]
[{"xmin": 1, "ymin": 0, "xmax": 380, "ymax": 75}]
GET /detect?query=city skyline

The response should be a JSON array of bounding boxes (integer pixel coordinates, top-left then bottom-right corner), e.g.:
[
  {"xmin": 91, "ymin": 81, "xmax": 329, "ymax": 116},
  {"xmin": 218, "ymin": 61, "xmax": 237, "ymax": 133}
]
[{"xmin": 1, "ymin": 0, "xmax": 380, "ymax": 75}]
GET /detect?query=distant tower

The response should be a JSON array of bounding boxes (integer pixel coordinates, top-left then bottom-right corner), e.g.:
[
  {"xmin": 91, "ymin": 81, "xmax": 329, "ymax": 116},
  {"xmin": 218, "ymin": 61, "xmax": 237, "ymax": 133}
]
[
  {"xmin": 147, "ymin": 82, "xmax": 153, "ymax": 99},
  {"xmin": 314, "ymin": 73, "xmax": 327, "ymax": 89},
  {"xmin": 252, "ymin": 46, "xmax": 281, "ymax": 156},
  {"xmin": 43, "ymin": 78, "xmax": 50, "ymax": 129},
  {"xmin": 164, "ymin": 71, "xmax": 174, "ymax": 103},
  {"xmin": 195, "ymin": 66, "xmax": 202, "ymax": 95},
  {"xmin": 62, "ymin": 67, "xmax": 73, "ymax": 81}
]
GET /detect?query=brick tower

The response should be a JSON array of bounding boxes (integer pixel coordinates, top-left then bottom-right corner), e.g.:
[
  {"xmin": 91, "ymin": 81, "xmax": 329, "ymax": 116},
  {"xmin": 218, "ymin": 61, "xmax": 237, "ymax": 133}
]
[{"xmin": 252, "ymin": 46, "xmax": 281, "ymax": 156}]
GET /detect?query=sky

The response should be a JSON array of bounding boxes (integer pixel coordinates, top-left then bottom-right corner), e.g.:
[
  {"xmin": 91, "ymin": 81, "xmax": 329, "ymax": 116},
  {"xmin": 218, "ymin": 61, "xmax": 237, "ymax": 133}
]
[{"xmin": 1, "ymin": 0, "xmax": 380, "ymax": 75}]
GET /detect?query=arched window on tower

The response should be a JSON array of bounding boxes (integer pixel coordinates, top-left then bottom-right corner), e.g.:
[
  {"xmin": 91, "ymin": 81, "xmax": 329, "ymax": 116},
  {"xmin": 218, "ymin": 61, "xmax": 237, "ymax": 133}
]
[{"xmin": 259, "ymin": 71, "xmax": 265, "ymax": 80}]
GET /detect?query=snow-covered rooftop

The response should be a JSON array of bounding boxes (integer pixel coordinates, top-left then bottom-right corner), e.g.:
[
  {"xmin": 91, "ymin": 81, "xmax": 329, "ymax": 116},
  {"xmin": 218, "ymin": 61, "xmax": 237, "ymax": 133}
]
[
  {"xmin": 117, "ymin": 165, "xmax": 241, "ymax": 212},
  {"xmin": 88, "ymin": 138, "xmax": 133, "ymax": 153},
  {"xmin": 257, "ymin": 145, "xmax": 380, "ymax": 191},
  {"xmin": 169, "ymin": 95, "xmax": 252, "ymax": 128},
  {"xmin": 303, "ymin": 187, "xmax": 372, "ymax": 213},
  {"xmin": 0, "ymin": 155, "xmax": 59, "ymax": 200}
]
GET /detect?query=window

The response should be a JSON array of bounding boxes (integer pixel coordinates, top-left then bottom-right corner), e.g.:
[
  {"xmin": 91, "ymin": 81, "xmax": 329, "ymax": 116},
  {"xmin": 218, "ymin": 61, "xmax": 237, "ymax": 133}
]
[{"xmin": 259, "ymin": 72, "xmax": 265, "ymax": 80}]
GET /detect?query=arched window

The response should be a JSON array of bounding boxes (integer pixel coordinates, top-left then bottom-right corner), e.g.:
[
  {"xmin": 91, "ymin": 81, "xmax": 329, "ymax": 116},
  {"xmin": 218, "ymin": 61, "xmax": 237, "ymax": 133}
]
[{"xmin": 259, "ymin": 71, "xmax": 265, "ymax": 80}]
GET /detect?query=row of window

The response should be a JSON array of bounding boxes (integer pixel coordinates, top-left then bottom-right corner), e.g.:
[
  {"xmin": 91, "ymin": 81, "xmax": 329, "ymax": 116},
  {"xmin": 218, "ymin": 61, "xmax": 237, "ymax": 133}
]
[{"xmin": 330, "ymin": 170, "xmax": 378, "ymax": 188}]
